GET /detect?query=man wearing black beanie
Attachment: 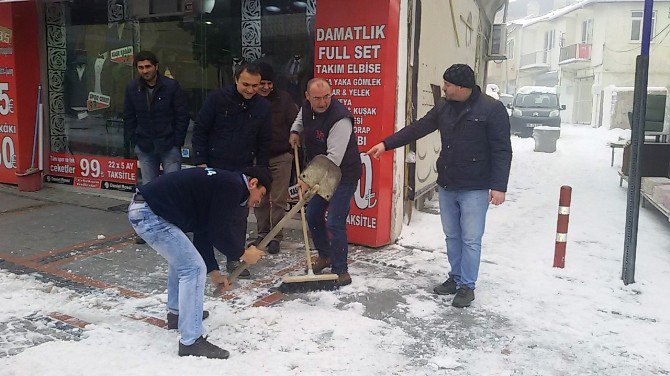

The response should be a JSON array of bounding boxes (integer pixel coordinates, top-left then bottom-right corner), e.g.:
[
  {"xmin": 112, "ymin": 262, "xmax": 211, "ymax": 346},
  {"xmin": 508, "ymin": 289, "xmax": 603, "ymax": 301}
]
[{"xmin": 367, "ymin": 63, "xmax": 512, "ymax": 308}]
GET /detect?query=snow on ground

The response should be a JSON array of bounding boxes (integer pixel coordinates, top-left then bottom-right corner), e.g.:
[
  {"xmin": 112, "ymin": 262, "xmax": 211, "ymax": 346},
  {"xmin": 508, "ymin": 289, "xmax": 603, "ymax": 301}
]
[{"xmin": 2, "ymin": 124, "xmax": 670, "ymax": 375}]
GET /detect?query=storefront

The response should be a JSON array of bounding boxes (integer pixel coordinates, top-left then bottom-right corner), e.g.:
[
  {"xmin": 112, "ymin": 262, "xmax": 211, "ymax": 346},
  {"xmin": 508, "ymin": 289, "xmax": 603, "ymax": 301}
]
[
  {"xmin": 42, "ymin": 0, "xmax": 318, "ymax": 191},
  {"xmin": 2, "ymin": 0, "xmax": 505, "ymax": 247}
]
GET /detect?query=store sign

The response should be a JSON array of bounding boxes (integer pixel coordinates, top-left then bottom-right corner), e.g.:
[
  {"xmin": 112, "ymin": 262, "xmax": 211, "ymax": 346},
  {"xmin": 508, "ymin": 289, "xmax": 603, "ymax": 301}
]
[
  {"xmin": 0, "ymin": 14, "xmax": 17, "ymax": 183},
  {"xmin": 46, "ymin": 152, "xmax": 137, "ymax": 192},
  {"xmin": 110, "ymin": 46, "xmax": 134, "ymax": 65},
  {"xmin": 314, "ymin": 0, "xmax": 400, "ymax": 246},
  {"xmin": 87, "ymin": 91, "xmax": 111, "ymax": 111}
]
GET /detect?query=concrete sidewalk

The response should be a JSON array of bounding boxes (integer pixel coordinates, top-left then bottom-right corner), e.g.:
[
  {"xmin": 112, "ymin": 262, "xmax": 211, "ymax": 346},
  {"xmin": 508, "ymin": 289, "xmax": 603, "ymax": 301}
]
[{"xmin": 0, "ymin": 182, "xmax": 510, "ymax": 364}]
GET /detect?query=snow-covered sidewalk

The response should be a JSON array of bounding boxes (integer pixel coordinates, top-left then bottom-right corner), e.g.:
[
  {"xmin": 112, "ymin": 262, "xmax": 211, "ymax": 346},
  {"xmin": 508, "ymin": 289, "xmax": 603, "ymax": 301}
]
[{"xmin": 2, "ymin": 123, "xmax": 669, "ymax": 375}]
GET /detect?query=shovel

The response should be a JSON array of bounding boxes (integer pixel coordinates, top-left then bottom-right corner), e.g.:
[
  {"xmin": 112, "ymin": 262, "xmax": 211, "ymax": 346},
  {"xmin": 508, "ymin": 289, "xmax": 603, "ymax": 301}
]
[{"xmin": 226, "ymin": 154, "xmax": 341, "ymax": 285}]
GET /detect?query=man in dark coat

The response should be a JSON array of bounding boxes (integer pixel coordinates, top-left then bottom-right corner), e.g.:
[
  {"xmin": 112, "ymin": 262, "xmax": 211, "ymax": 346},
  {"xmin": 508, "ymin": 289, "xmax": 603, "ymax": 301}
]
[
  {"xmin": 123, "ymin": 50, "xmax": 189, "ymax": 184},
  {"xmin": 367, "ymin": 64, "xmax": 512, "ymax": 308},
  {"xmin": 250, "ymin": 62, "xmax": 299, "ymax": 254},
  {"xmin": 128, "ymin": 166, "xmax": 271, "ymax": 359},
  {"xmin": 191, "ymin": 63, "xmax": 271, "ymax": 277},
  {"xmin": 289, "ymin": 78, "xmax": 362, "ymax": 286}
]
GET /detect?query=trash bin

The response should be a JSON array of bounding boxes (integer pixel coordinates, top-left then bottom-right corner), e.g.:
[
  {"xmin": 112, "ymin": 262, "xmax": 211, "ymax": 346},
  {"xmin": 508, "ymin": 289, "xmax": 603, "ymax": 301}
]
[{"xmin": 533, "ymin": 126, "xmax": 560, "ymax": 153}]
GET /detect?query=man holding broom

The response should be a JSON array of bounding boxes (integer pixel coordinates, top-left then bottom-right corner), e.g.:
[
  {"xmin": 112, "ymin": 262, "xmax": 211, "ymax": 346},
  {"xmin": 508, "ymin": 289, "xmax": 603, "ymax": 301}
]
[{"xmin": 289, "ymin": 78, "xmax": 361, "ymax": 287}]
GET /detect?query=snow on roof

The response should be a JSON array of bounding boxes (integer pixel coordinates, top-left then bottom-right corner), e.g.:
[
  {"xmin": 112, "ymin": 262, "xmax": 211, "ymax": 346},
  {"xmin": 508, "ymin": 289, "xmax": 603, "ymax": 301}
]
[
  {"xmin": 517, "ymin": 86, "xmax": 557, "ymax": 94},
  {"xmin": 510, "ymin": 0, "xmax": 670, "ymax": 28}
]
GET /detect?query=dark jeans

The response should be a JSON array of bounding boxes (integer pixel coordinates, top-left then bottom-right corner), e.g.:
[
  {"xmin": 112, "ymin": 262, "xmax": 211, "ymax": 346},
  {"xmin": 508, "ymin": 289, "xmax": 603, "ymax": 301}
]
[{"xmin": 305, "ymin": 182, "xmax": 357, "ymax": 274}]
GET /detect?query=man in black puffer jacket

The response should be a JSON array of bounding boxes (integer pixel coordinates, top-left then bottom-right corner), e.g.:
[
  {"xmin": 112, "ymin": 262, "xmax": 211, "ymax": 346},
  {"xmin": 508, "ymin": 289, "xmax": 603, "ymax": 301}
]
[
  {"xmin": 367, "ymin": 64, "xmax": 512, "ymax": 308},
  {"xmin": 123, "ymin": 51, "xmax": 189, "ymax": 184},
  {"xmin": 192, "ymin": 62, "xmax": 271, "ymax": 278}
]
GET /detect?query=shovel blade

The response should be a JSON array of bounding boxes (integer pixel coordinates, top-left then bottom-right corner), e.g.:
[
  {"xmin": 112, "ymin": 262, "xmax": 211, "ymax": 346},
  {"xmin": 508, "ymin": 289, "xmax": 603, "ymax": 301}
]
[{"xmin": 300, "ymin": 155, "xmax": 342, "ymax": 201}]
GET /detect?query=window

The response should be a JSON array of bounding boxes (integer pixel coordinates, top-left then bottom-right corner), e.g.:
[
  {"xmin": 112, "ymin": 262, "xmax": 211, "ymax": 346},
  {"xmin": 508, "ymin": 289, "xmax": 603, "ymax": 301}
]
[
  {"xmin": 507, "ymin": 39, "xmax": 515, "ymax": 60},
  {"xmin": 544, "ymin": 30, "xmax": 555, "ymax": 50},
  {"xmin": 581, "ymin": 19, "xmax": 593, "ymax": 44},
  {"xmin": 630, "ymin": 10, "xmax": 656, "ymax": 42}
]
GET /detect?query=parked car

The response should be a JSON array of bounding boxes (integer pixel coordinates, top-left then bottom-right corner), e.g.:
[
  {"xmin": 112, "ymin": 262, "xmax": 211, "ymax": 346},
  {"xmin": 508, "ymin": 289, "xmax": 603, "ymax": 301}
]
[{"xmin": 508, "ymin": 86, "xmax": 565, "ymax": 137}]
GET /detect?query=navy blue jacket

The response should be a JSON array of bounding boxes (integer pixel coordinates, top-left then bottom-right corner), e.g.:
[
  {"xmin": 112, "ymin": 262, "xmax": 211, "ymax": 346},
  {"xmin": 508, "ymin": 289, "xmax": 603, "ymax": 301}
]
[
  {"xmin": 384, "ymin": 86, "xmax": 512, "ymax": 192},
  {"xmin": 301, "ymin": 98, "xmax": 362, "ymax": 184},
  {"xmin": 192, "ymin": 85, "xmax": 272, "ymax": 170},
  {"xmin": 137, "ymin": 168, "xmax": 250, "ymax": 271},
  {"xmin": 123, "ymin": 74, "xmax": 189, "ymax": 153}
]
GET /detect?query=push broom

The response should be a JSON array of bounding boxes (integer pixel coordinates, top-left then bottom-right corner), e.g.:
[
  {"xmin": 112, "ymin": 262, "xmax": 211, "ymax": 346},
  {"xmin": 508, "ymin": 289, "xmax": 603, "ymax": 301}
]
[
  {"xmin": 227, "ymin": 154, "xmax": 340, "ymax": 292},
  {"xmin": 277, "ymin": 145, "xmax": 339, "ymax": 292}
]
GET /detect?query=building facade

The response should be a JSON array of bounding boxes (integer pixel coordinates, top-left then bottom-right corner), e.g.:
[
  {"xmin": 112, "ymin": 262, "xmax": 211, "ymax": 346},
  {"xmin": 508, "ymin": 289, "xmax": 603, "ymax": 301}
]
[{"xmin": 1, "ymin": 0, "xmax": 507, "ymax": 245}]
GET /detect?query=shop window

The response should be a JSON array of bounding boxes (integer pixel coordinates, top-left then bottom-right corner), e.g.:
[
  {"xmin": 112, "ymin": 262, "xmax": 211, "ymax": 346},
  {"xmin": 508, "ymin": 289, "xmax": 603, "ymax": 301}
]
[{"xmin": 45, "ymin": 0, "xmax": 313, "ymax": 164}]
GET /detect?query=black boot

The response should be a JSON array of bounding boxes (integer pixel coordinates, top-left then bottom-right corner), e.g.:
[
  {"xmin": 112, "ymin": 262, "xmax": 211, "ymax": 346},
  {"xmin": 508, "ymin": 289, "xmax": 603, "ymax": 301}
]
[
  {"xmin": 166, "ymin": 310, "xmax": 210, "ymax": 330},
  {"xmin": 266, "ymin": 239, "xmax": 280, "ymax": 254},
  {"xmin": 433, "ymin": 277, "xmax": 457, "ymax": 295},
  {"xmin": 178, "ymin": 336, "xmax": 229, "ymax": 359},
  {"xmin": 452, "ymin": 286, "xmax": 475, "ymax": 308}
]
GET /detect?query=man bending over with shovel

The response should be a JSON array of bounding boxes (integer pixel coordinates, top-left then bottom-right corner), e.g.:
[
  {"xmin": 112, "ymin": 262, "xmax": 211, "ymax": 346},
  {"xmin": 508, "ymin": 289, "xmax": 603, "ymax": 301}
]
[{"xmin": 128, "ymin": 166, "xmax": 271, "ymax": 359}]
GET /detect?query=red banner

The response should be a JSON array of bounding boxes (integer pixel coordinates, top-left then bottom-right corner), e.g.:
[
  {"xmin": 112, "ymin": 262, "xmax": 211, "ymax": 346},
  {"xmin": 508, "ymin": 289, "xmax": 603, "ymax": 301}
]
[
  {"xmin": 314, "ymin": 0, "xmax": 400, "ymax": 246},
  {"xmin": 46, "ymin": 153, "xmax": 137, "ymax": 192},
  {"xmin": 0, "ymin": 11, "xmax": 18, "ymax": 183}
]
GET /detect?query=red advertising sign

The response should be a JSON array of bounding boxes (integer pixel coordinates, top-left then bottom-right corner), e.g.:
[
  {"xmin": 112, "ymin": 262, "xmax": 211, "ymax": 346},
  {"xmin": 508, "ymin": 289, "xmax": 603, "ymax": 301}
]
[
  {"xmin": 314, "ymin": 0, "xmax": 400, "ymax": 246},
  {"xmin": 0, "ymin": 12, "xmax": 18, "ymax": 183},
  {"xmin": 46, "ymin": 153, "xmax": 138, "ymax": 192}
]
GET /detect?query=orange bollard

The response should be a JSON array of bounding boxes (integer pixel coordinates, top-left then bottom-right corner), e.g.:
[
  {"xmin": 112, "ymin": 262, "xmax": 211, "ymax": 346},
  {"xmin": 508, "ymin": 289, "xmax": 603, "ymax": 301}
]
[{"xmin": 553, "ymin": 186, "xmax": 572, "ymax": 268}]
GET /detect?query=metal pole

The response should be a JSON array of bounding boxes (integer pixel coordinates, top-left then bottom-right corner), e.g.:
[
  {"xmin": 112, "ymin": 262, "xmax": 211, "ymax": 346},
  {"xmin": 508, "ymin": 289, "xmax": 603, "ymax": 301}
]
[{"xmin": 622, "ymin": 0, "xmax": 654, "ymax": 285}]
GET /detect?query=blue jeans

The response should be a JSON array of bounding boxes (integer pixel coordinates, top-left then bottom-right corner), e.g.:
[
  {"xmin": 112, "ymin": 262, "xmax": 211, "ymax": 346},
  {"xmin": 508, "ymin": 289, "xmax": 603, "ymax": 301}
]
[
  {"xmin": 135, "ymin": 145, "xmax": 182, "ymax": 184},
  {"xmin": 305, "ymin": 182, "xmax": 357, "ymax": 274},
  {"xmin": 128, "ymin": 200, "xmax": 205, "ymax": 346},
  {"xmin": 438, "ymin": 187, "xmax": 490, "ymax": 290}
]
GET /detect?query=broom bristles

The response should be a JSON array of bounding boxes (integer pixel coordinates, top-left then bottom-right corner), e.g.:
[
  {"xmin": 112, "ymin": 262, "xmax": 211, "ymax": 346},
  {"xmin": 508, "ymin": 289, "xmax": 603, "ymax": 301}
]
[{"xmin": 279, "ymin": 273, "xmax": 339, "ymax": 293}]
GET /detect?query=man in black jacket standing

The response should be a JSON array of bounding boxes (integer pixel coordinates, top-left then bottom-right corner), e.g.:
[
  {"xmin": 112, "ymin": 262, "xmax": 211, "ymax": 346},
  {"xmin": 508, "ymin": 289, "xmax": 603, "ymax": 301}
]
[
  {"xmin": 250, "ymin": 62, "xmax": 299, "ymax": 254},
  {"xmin": 192, "ymin": 63, "xmax": 271, "ymax": 277},
  {"xmin": 128, "ymin": 166, "xmax": 270, "ymax": 359},
  {"xmin": 367, "ymin": 64, "xmax": 512, "ymax": 308},
  {"xmin": 289, "ymin": 78, "xmax": 361, "ymax": 286},
  {"xmin": 123, "ymin": 51, "xmax": 189, "ymax": 184}
]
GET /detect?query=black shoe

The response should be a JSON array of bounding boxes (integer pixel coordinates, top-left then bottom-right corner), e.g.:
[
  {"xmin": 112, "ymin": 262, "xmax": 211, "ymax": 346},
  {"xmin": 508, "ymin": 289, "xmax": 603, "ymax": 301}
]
[
  {"xmin": 266, "ymin": 239, "xmax": 280, "ymax": 254},
  {"xmin": 433, "ymin": 277, "xmax": 457, "ymax": 295},
  {"xmin": 134, "ymin": 235, "xmax": 146, "ymax": 244},
  {"xmin": 452, "ymin": 286, "xmax": 475, "ymax": 308},
  {"xmin": 166, "ymin": 310, "xmax": 210, "ymax": 330},
  {"xmin": 227, "ymin": 260, "xmax": 251, "ymax": 278},
  {"xmin": 178, "ymin": 336, "xmax": 229, "ymax": 359}
]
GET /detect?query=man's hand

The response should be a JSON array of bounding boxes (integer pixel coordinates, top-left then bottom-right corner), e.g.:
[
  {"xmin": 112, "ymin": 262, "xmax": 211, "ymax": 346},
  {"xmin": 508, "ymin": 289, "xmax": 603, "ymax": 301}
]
[
  {"xmin": 209, "ymin": 270, "xmax": 231, "ymax": 290},
  {"xmin": 490, "ymin": 190, "xmax": 506, "ymax": 206},
  {"xmin": 240, "ymin": 245, "xmax": 265, "ymax": 265},
  {"xmin": 289, "ymin": 133, "xmax": 300, "ymax": 148},
  {"xmin": 366, "ymin": 142, "xmax": 386, "ymax": 159},
  {"xmin": 197, "ymin": 164, "xmax": 208, "ymax": 168}
]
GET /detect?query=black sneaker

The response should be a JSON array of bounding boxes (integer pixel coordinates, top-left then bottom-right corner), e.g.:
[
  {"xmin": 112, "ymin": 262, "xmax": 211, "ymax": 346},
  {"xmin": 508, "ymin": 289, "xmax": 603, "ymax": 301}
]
[
  {"xmin": 134, "ymin": 235, "xmax": 146, "ymax": 244},
  {"xmin": 166, "ymin": 310, "xmax": 210, "ymax": 330},
  {"xmin": 178, "ymin": 336, "xmax": 229, "ymax": 359},
  {"xmin": 227, "ymin": 260, "xmax": 251, "ymax": 278},
  {"xmin": 433, "ymin": 277, "xmax": 457, "ymax": 295},
  {"xmin": 266, "ymin": 239, "xmax": 280, "ymax": 254},
  {"xmin": 452, "ymin": 286, "xmax": 475, "ymax": 308},
  {"xmin": 246, "ymin": 238, "xmax": 260, "ymax": 248}
]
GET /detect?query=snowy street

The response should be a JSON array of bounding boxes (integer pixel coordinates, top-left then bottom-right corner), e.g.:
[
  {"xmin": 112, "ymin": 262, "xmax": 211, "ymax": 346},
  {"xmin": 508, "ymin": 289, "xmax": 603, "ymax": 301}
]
[{"xmin": 1, "ymin": 124, "xmax": 669, "ymax": 375}]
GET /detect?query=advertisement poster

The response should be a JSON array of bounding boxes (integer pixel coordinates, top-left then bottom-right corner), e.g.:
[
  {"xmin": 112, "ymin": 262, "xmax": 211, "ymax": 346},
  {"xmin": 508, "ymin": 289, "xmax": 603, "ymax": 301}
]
[
  {"xmin": 110, "ymin": 46, "xmax": 134, "ymax": 66},
  {"xmin": 314, "ymin": 0, "xmax": 400, "ymax": 246},
  {"xmin": 46, "ymin": 153, "xmax": 137, "ymax": 192},
  {"xmin": 0, "ymin": 14, "xmax": 17, "ymax": 184}
]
